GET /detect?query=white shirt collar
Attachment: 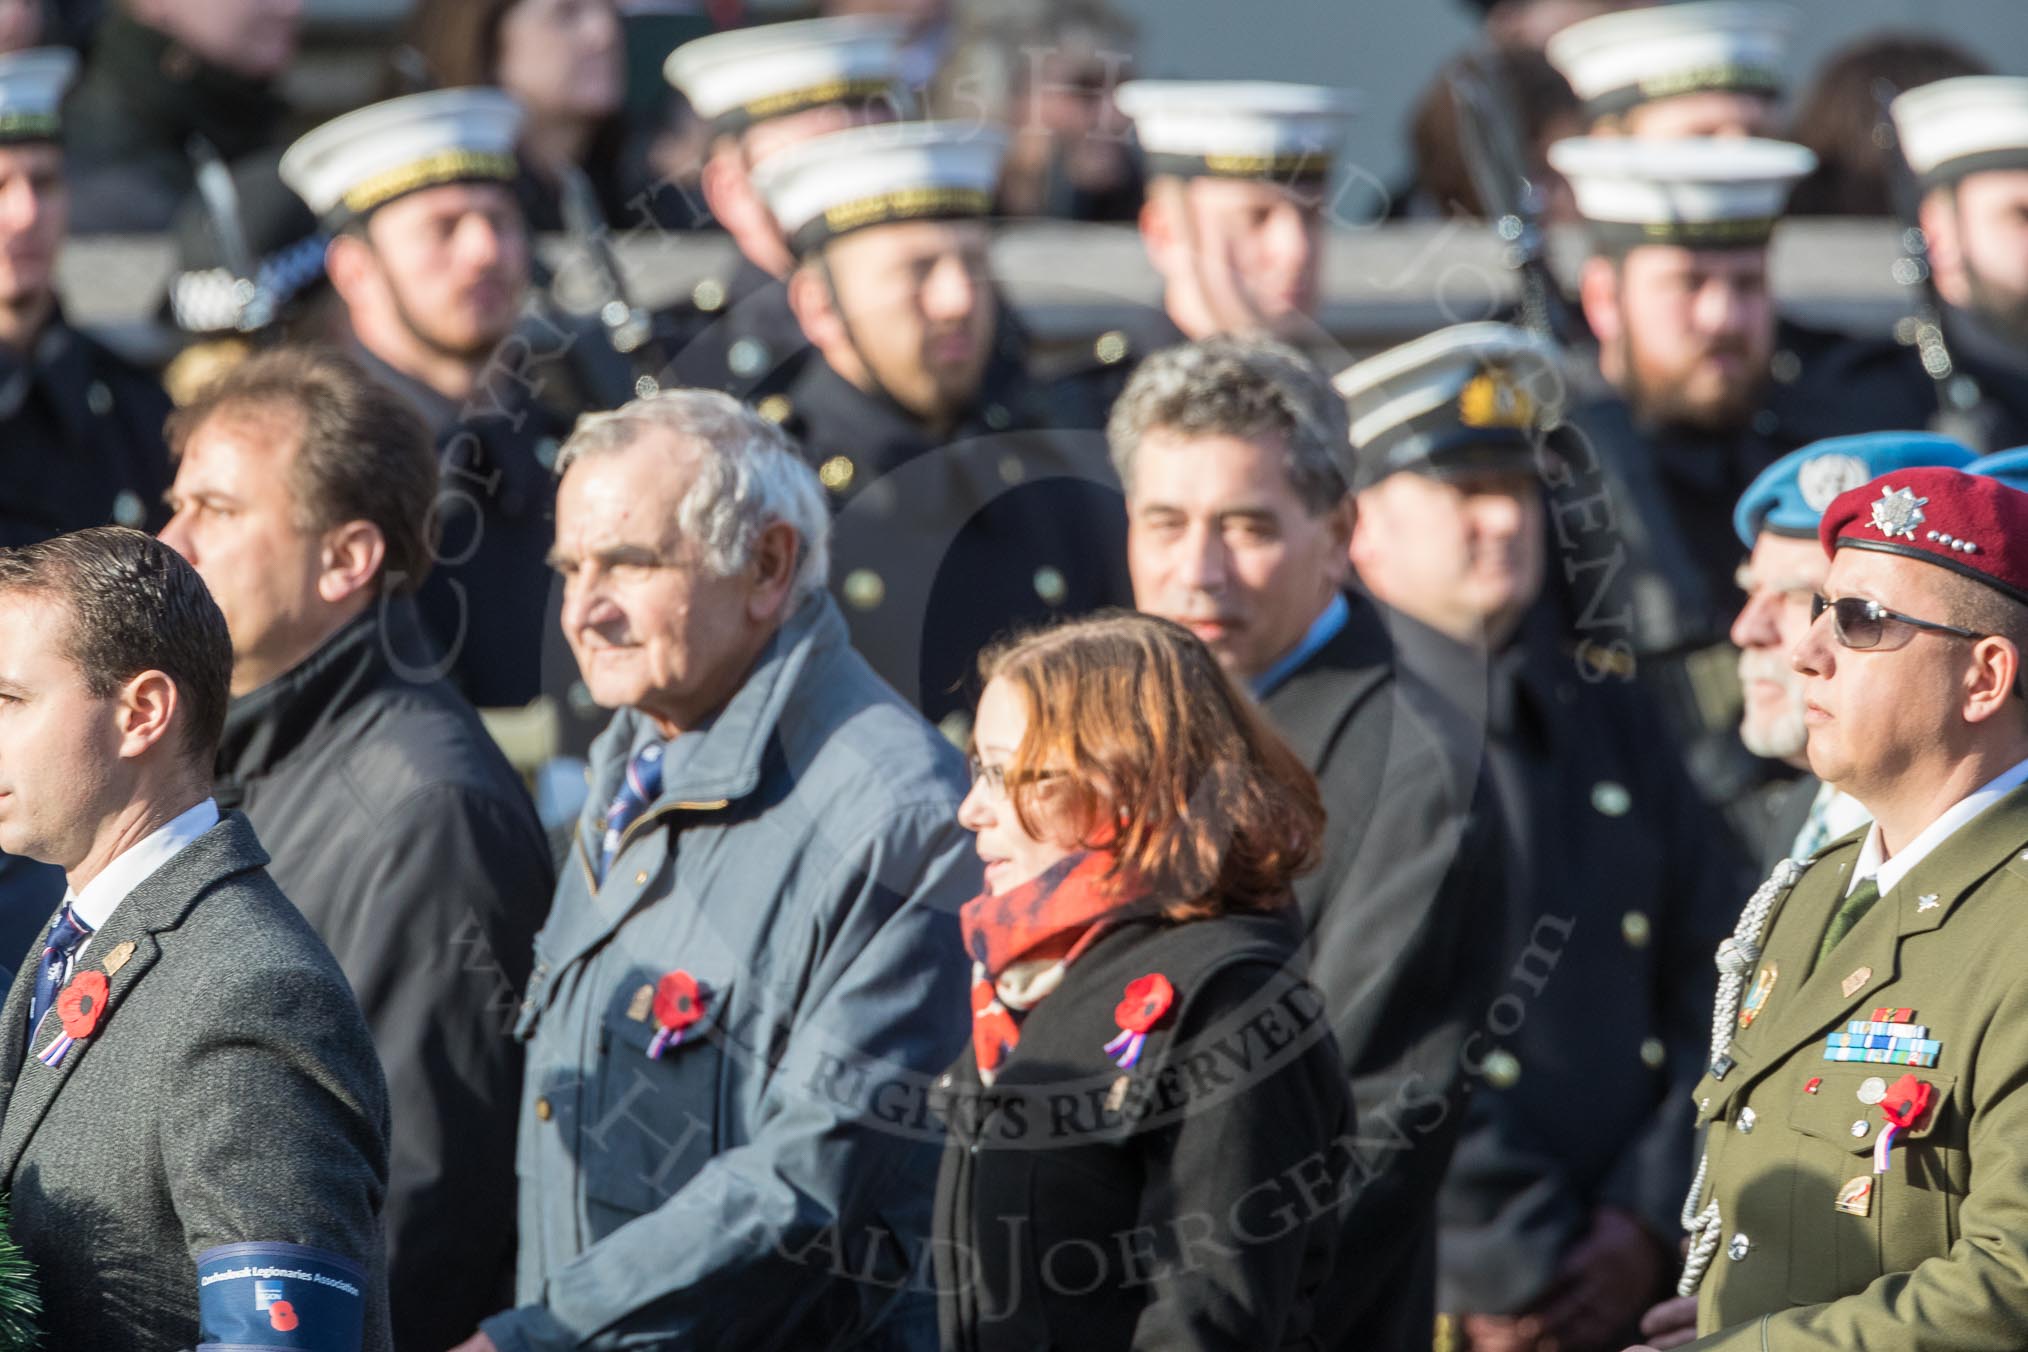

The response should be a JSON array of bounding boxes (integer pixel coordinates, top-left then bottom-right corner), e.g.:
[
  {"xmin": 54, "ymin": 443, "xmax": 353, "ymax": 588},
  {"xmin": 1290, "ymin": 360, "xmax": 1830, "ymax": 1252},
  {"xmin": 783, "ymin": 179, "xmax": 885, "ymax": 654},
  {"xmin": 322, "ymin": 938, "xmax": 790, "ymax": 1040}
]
[
  {"xmin": 63, "ymin": 798, "xmax": 220, "ymax": 936},
  {"xmin": 1848, "ymin": 757, "xmax": 2028, "ymax": 898},
  {"xmin": 1810, "ymin": 784, "xmax": 1873, "ymax": 850}
]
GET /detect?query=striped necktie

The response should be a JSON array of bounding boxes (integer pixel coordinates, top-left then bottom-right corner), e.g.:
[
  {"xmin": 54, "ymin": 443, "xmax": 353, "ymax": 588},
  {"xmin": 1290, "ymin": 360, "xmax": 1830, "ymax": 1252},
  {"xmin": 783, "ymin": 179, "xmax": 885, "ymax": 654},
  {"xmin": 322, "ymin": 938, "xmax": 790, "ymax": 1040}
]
[
  {"xmin": 600, "ymin": 742, "xmax": 666, "ymax": 881},
  {"xmin": 29, "ymin": 904, "xmax": 92, "ymax": 1031}
]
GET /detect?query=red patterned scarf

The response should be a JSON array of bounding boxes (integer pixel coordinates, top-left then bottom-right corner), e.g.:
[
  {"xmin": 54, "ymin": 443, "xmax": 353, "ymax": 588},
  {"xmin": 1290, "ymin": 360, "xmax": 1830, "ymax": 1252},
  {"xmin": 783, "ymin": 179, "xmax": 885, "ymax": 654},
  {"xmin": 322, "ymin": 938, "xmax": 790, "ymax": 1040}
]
[{"xmin": 959, "ymin": 850, "xmax": 1152, "ymax": 1082}]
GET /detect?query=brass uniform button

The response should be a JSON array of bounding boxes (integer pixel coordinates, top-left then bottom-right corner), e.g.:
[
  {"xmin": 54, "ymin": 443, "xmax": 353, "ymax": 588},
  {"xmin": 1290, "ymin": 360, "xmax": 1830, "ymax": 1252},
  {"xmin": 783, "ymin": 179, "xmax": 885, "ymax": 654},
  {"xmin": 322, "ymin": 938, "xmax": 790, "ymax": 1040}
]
[
  {"xmin": 1095, "ymin": 330, "xmax": 1129, "ymax": 365},
  {"xmin": 635, "ymin": 871, "xmax": 649, "ymax": 886},
  {"xmin": 1483, "ymin": 1050, "xmax": 1522, "ymax": 1089},
  {"xmin": 692, "ymin": 278, "xmax": 726, "ymax": 312},
  {"xmin": 756, "ymin": 394, "xmax": 793, "ymax": 424},
  {"xmin": 1640, "ymin": 1036, "xmax": 1666, "ymax": 1069},
  {"xmin": 1033, "ymin": 566, "xmax": 1067, "ymax": 606},
  {"xmin": 999, "ymin": 454, "xmax": 1026, "ymax": 485},
  {"xmin": 819, "ymin": 455, "xmax": 856, "ymax": 492},
  {"xmin": 1621, "ymin": 910, "xmax": 1651, "ymax": 948},
  {"xmin": 843, "ymin": 569, "xmax": 885, "ymax": 610},
  {"xmin": 535, "ymin": 1097, "xmax": 553, "ymax": 1122}
]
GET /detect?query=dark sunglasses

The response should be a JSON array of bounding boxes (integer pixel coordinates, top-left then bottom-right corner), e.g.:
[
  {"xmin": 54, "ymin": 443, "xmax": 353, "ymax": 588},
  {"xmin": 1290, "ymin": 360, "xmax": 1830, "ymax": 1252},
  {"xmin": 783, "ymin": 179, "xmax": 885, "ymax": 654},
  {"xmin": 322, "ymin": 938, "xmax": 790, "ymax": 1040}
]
[{"xmin": 1810, "ymin": 594, "xmax": 1988, "ymax": 651}]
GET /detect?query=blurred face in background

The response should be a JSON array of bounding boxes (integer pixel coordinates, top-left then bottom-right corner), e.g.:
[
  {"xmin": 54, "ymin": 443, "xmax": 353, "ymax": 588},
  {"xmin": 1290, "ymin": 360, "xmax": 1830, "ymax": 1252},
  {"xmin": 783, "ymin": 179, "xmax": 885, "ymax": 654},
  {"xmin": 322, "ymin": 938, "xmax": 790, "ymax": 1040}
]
[
  {"xmin": 0, "ymin": 141, "xmax": 64, "ymax": 317},
  {"xmin": 0, "ymin": 0, "xmax": 42, "ymax": 54},
  {"xmin": 1583, "ymin": 245, "xmax": 1774, "ymax": 434},
  {"xmin": 1620, "ymin": 92, "xmax": 1779, "ymax": 139},
  {"xmin": 1352, "ymin": 466, "xmax": 1546, "ymax": 649},
  {"xmin": 1141, "ymin": 175, "xmax": 1325, "ymax": 341},
  {"xmin": 495, "ymin": 0, "xmax": 623, "ymax": 125},
  {"xmin": 133, "ymin": 0, "xmax": 303, "ymax": 80},
  {"xmin": 1926, "ymin": 170, "xmax": 2028, "ymax": 346},
  {"xmin": 792, "ymin": 219, "xmax": 998, "ymax": 427},
  {"xmin": 1729, "ymin": 530, "xmax": 1825, "ymax": 765},
  {"xmin": 337, "ymin": 182, "xmax": 530, "ymax": 365},
  {"xmin": 706, "ymin": 103, "xmax": 889, "ymax": 279}
]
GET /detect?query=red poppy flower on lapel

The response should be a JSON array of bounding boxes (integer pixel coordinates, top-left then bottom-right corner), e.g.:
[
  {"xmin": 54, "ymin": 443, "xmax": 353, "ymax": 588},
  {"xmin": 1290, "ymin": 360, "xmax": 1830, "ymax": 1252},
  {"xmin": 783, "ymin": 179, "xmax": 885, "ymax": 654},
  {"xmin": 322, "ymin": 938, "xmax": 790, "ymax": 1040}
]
[
  {"xmin": 647, "ymin": 970, "xmax": 706, "ymax": 1059},
  {"xmin": 56, "ymin": 970, "xmax": 109, "ymax": 1040},
  {"xmin": 1105, "ymin": 973, "xmax": 1173, "ymax": 1071},
  {"xmin": 1114, "ymin": 974, "xmax": 1174, "ymax": 1035}
]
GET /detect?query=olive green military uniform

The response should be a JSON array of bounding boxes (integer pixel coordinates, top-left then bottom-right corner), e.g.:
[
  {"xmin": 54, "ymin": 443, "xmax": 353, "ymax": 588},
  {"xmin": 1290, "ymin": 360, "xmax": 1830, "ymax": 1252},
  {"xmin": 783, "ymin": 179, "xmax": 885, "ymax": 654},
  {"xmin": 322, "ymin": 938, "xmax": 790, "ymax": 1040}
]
[{"xmin": 1682, "ymin": 785, "xmax": 2028, "ymax": 1346}]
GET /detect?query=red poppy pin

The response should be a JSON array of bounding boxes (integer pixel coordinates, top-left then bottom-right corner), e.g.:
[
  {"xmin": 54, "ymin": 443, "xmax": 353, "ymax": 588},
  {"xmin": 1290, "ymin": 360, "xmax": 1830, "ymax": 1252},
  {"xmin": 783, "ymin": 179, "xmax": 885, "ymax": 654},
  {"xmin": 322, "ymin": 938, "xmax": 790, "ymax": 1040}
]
[
  {"xmin": 1103, "ymin": 973, "xmax": 1174, "ymax": 1069},
  {"xmin": 38, "ymin": 969, "xmax": 109, "ymax": 1068},
  {"xmin": 268, "ymin": 1300, "xmax": 299, "ymax": 1333},
  {"xmin": 648, "ymin": 970, "xmax": 706, "ymax": 1059}
]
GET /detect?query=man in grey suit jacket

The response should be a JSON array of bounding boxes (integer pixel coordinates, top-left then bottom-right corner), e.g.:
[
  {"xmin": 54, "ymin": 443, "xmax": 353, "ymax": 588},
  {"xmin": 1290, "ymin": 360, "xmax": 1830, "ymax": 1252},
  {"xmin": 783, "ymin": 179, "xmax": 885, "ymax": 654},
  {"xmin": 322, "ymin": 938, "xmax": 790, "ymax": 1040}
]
[
  {"xmin": 460, "ymin": 392, "xmax": 974, "ymax": 1352},
  {"xmin": 0, "ymin": 527, "xmax": 391, "ymax": 1352}
]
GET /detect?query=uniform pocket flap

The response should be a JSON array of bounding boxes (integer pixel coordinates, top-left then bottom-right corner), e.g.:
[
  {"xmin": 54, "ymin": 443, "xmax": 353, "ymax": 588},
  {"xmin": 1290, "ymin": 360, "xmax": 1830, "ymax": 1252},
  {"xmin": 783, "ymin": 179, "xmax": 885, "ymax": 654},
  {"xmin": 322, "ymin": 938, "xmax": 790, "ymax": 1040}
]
[{"xmin": 1786, "ymin": 1067, "xmax": 1956, "ymax": 1153}]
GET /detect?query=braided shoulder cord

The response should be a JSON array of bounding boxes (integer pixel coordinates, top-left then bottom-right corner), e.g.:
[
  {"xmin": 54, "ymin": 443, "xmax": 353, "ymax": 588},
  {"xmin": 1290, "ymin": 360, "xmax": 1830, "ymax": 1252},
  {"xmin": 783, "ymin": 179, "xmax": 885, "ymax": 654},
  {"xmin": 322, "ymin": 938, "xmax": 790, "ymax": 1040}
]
[{"xmin": 1677, "ymin": 856, "xmax": 1805, "ymax": 1298}]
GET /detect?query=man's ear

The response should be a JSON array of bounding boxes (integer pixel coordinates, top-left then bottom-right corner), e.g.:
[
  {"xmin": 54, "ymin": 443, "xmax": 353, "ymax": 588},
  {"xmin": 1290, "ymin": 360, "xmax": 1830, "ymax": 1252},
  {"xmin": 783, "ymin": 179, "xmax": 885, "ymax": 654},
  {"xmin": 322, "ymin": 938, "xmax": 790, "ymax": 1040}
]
[
  {"xmin": 317, "ymin": 521, "xmax": 387, "ymax": 607},
  {"xmin": 1323, "ymin": 493, "xmax": 1357, "ymax": 582},
  {"xmin": 324, "ymin": 233, "xmax": 376, "ymax": 313},
  {"xmin": 745, "ymin": 519, "xmax": 801, "ymax": 623},
  {"xmin": 1578, "ymin": 254, "xmax": 1623, "ymax": 348},
  {"xmin": 114, "ymin": 669, "xmax": 181, "ymax": 764},
  {"xmin": 1965, "ymin": 635, "xmax": 2024, "ymax": 727},
  {"xmin": 786, "ymin": 259, "xmax": 845, "ymax": 353},
  {"xmin": 1137, "ymin": 185, "xmax": 1181, "ymax": 280}
]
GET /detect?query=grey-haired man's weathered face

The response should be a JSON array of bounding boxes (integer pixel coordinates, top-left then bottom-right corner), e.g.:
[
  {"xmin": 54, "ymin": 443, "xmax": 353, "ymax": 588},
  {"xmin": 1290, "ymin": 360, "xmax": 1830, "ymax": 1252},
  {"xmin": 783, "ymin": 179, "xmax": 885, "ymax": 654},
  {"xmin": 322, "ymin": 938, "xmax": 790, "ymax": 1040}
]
[{"xmin": 551, "ymin": 431, "xmax": 778, "ymax": 737}]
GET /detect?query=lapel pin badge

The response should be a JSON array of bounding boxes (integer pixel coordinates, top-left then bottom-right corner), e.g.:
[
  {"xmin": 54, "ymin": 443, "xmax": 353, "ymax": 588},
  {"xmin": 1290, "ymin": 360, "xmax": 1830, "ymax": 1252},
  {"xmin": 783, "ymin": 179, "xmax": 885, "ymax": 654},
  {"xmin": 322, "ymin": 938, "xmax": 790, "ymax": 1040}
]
[{"xmin": 1841, "ymin": 966, "xmax": 1872, "ymax": 998}]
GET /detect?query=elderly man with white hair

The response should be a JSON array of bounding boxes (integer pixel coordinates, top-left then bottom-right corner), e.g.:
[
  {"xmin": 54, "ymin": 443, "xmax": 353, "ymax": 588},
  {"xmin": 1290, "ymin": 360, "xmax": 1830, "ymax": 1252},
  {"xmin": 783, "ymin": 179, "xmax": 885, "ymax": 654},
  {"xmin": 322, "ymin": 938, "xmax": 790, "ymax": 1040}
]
[{"xmin": 457, "ymin": 390, "xmax": 974, "ymax": 1352}]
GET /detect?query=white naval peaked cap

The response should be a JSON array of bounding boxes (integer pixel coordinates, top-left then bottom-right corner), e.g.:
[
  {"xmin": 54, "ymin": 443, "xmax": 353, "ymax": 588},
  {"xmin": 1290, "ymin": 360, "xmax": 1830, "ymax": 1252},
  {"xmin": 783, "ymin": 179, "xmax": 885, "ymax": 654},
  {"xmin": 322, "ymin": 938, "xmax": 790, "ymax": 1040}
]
[
  {"xmin": 1547, "ymin": 135, "xmax": 1815, "ymax": 249},
  {"xmin": 1891, "ymin": 77, "xmax": 2028, "ymax": 190},
  {"xmin": 665, "ymin": 16, "xmax": 909, "ymax": 134},
  {"xmin": 0, "ymin": 47, "xmax": 76, "ymax": 143},
  {"xmin": 753, "ymin": 120, "xmax": 1006, "ymax": 258},
  {"xmin": 1114, "ymin": 80, "xmax": 1358, "ymax": 182},
  {"xmin": 1333, "ymin": 322, "xmax": 1566, "ymax": 490},
  {"xmin": 1546, "ymin": 1, "xmax": 1796, "ymax": 119},
  {"xmin": 279, "ymin": 88, "xmax": 524, "ymax": 223}
]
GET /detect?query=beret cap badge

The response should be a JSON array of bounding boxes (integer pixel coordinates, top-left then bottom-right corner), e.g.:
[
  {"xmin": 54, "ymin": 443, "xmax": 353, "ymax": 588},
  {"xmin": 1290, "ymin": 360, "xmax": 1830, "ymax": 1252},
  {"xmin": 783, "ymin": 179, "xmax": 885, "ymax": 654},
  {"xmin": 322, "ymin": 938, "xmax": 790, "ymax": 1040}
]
[{"xmin": 1869, "ymin": 485, "xmax": 1929, "ymax": 541}]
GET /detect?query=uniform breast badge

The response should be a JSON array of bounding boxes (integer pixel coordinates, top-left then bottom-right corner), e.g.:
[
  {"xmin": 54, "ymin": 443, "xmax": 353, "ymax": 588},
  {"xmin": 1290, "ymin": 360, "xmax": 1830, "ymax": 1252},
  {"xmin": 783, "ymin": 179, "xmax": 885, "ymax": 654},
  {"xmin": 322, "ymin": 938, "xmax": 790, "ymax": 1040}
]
[
  {"xmin": 1835, "ymin": 1176, "xmax": 1874, "ymax": 1216},
  {"xmin": 1738, "ymin": 962, "xmax": 1777, "ymax": 1029}
]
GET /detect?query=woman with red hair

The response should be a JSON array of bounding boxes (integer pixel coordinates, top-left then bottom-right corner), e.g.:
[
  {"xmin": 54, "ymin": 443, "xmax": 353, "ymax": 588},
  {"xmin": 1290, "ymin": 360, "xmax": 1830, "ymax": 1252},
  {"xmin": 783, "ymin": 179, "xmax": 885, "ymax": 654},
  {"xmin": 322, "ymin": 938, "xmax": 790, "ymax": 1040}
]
[{"xmin": 934, "ymin": 610, "xmax": 1352, "ymax": 1350}]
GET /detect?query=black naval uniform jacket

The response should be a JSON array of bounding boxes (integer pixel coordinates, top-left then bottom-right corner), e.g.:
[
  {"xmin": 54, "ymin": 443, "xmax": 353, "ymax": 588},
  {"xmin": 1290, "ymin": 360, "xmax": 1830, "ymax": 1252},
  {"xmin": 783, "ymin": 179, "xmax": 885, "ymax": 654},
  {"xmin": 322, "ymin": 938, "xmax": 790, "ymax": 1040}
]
[
  {"xmin": 654, "ymin": 256, "xmax": 813, "ymax": 405},
  {"xmin": 1770, "ymin": 307, "xmax": 2028, "ymax": 456},
  {"xmin": 1259, "ymin": 594, "xmax": 1506, "ymax": 1351},
  {"xmin": 1551, "ymin": 384, "xmax": 1782, "ymax": 823},
  {"xmin": 350, "ymin": 335, "xmax": 614, "ymax": 742},
  {"xmin": 0, "ymin": 310, "xmax": 173, "ymax": 546},
  {"xmin": 1395, "ymin": 606, "xmax": 1754, "ymax": 1318},
  {"xmin": 779, "ymin": 342, "xmax": 1132, "ymax": 729},
  {"xmin": 934, "ymin": 911, "xmax": 1351, "ymax": 1352},
  {"xmin": 214, "ymin": 599, "xmax": 555, "ymax": 1351}
]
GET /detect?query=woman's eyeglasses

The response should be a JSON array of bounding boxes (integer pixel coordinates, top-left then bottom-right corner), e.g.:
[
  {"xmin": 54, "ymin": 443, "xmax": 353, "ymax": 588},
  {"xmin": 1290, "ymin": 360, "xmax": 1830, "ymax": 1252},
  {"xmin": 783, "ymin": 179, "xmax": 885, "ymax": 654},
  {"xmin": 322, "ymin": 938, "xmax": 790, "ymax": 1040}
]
[
  {"xmin": 966, "ymin": 754, "xmax": 1063, "ymax": 796},
  {"xmin": 1810, "ymin": 594, "xmax": 1987, "ymax": 651}
]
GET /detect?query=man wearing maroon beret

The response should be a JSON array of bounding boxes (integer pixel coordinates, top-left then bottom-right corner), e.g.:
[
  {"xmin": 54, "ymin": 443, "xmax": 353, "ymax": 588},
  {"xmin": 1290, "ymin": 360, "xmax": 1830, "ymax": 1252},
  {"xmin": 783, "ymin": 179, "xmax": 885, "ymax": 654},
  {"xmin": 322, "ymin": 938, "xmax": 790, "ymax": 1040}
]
[{"xmin": 1631, "ymin": 465, "xmax": 2028, "ymax": 1348}]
